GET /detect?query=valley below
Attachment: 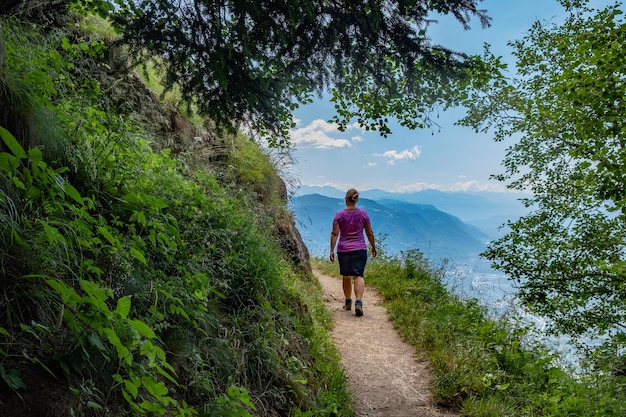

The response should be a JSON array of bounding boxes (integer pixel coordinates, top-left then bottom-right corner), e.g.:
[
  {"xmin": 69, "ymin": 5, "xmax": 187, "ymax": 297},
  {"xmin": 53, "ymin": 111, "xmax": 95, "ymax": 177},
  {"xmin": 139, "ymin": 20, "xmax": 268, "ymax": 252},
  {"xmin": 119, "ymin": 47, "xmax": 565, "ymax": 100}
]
[{"xmin": 292, "ymin": 187, "xmax": 582, "ymax": 366}]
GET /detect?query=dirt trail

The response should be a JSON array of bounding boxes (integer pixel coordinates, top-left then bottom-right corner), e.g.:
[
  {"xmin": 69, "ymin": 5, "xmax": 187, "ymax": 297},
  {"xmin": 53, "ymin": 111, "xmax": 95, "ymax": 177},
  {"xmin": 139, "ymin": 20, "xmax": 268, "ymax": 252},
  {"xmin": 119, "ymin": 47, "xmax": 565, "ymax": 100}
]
[{"xmin": 315, "ymin": 269, "xmax": 458, "ymax": 417}]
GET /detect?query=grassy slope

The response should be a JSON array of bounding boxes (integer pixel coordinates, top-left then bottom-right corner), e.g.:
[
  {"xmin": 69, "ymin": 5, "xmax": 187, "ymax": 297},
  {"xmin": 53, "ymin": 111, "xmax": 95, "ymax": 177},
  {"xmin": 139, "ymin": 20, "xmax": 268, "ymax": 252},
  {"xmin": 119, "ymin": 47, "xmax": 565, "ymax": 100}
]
[
  {"xmin": 3, "ymin": 6, "xmax": 625, "ymax": 417},
  {"xmin": 0, "ymin": 12, "xmax": 350, "ymax": 417},
  {"xmin": 315, "ymin": 251, "xmax": 626, "ymax": 417}
]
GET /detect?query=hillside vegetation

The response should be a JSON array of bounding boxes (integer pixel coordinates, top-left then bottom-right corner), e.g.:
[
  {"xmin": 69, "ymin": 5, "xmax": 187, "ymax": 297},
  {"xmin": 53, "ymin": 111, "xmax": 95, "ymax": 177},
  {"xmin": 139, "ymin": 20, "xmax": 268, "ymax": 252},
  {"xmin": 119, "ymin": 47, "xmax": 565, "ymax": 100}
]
[
  {"xmin": 315, "ymin": 252, "xmax": 626, "ymax": 417},
  {"xmin": 3, "ymin": 3, "xmax": 626, "ymax": 417},
  {"xmin": 0, "ymin": 8, "xmax": 350, "ymax": 417}
]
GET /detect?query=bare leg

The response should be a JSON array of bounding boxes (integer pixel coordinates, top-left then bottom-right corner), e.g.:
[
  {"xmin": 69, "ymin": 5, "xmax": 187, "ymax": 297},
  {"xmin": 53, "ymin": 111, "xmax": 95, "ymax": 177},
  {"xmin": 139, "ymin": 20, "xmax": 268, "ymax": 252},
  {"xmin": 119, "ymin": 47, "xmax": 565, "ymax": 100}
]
[
  {"xmin": 343, "ymin": 276, "xmax": 353, "ymax": 299},
  {"xmin": 354, "ymin": 276, "xmax": 364, "ymax": 302}
]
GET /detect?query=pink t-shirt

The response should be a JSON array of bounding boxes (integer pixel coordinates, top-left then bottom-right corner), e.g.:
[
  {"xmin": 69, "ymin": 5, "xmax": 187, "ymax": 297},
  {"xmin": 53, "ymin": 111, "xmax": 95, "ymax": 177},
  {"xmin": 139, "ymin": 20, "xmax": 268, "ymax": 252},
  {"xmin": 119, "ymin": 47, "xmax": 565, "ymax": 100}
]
[{"xmin": 333, "ymin": 208, "xmax": 370, "ymax": 252}]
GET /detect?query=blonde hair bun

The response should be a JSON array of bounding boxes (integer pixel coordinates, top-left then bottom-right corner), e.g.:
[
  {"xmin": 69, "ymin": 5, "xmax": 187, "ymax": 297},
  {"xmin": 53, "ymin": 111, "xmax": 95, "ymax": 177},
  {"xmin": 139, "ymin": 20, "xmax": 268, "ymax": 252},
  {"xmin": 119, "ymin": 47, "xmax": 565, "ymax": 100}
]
[{"xmin": 345, "ymin": 188, "xmax": 359, "ymax": 202}]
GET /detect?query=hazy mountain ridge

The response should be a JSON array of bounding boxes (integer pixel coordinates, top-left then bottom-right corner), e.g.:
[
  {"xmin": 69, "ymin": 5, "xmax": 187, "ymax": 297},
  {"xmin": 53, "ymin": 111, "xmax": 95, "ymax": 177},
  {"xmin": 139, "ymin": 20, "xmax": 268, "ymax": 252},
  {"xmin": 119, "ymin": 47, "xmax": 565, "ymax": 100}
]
[
  {"xmin": 295, "ymin": 185, "xmax": 530, "ymax": 223},
  {"xmin": 292, "ymin": 193, "xmax": 491, "ymax": 263},
  {"xmin": 295, "ymin": 185, "xmax": 530, "ymax": 240}
]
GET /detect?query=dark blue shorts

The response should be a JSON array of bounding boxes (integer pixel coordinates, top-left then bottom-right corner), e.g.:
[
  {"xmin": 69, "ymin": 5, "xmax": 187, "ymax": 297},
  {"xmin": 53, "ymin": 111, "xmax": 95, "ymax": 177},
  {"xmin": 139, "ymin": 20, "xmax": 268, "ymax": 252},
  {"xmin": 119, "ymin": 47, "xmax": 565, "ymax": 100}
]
[{"xmin": 337, "ymin": 250, "xmax": 368, "ymax": 277}]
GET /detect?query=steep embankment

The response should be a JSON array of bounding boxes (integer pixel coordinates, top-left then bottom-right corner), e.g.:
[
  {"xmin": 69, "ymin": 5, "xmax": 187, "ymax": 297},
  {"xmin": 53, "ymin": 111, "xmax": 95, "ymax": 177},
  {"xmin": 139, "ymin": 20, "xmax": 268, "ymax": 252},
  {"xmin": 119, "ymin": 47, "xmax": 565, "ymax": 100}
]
[{"xmin": 0, "ymin": 8, "xmax": 346, "ymax": 417}]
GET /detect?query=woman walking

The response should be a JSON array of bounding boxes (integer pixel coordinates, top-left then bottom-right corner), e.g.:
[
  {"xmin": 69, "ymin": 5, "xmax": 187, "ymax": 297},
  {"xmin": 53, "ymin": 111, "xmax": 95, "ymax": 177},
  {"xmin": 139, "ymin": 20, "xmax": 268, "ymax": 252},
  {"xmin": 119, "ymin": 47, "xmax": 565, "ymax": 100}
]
[{"xmin": 330, "ymin": 189, "xmax": 377, "ymax": 316}]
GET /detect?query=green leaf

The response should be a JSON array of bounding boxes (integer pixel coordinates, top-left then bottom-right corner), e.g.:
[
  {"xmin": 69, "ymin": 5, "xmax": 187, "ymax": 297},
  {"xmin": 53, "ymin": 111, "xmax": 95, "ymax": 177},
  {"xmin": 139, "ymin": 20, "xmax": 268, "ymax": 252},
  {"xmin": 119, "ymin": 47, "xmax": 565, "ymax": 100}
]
[
  {"xmin": 121, "ymin": 388, "xmax": 136, "ymax": 410},
  {"xmin": 28, "ymin": 147, "xmax": 43, "ymax": 163},
  {"xmin": 25, "ymin": 186, "xmax": 41, "ymax": 199},
  {"xmin": 103, "ymin": 328, "xmax": 131, "ymax": 364},
  {"xmin": 227, "ymin": 385, "xmax": 256, "ymax": 409},
  {"xmin": 46, "ymin": 279, "xmax": 80, "ymax": 305},
  {"xmin": 128, "ymin": 319, "xmax": 156, "ymax": 339},
  {"xmin": 42, "ymin": 222, "xmax": 67, "ymax": 246},
  {"xmin": 116, "ymin": 296, "xmax": 132, "ymax": 319},
  {"xmin": 0, "ymin": 365, "xmax": 26, "ymax": 390},
  {"xmin": 0, "ymin": 153, "xmax": 21, "ymax": 176},
  {"xmin": 123, "ymin": 192, "xmax": 143, "ymax": 205},
  {"xmin": 123, "ymin": 376, "xmax": 140, "ymax": 399},
  {"xmin": 0, "ymin": 327, "xmax": 11, "ymax": 337},
  {"xmin": 88, "ymin": 332, "xmax": 107, "ymax": 352},
  {"xmin": 86, "ymin": 401, "xmax": 103, "ymax": 410},
  {"xmin": 141, "ymin": 375, "xmax": 169, "ymax": 400},
  {"xmin": 154, "ymin": 364, "xmax": 178, "ymax": 384},
  {"xmin": 130, "ymin": 210, "xmax": 147, "ymax": 226},
  {"xmin": 79, "ymin": 279, "xmax": 112, "ymax": 316},
  {"xmin": 63, "ymin": 183, "xmax": 84, "ymax": 205},
  {"xmin": 10, "ymin": 174, "xmax": 24, "ymax": 189},
  {"xmin": 98, "ymin": 226, "xmax": 119, "ymax": 246},
  {"xmin": 130, "ymin": 247, "xmax": 147, "ymax": 265},
  {"xmin": 139, "ymin": 400, "xmax": 166, "ymax": 413},
  {"xmin": 0, "ymin": 126, "xmax": 28, "ymax": 158},
  {"xmin": 61, "ymin": 37, "xmax": 71, "ymax": 51},
  {"xmin": 152, "ymin": 197, "xmax": 168, "ymax": 210}
]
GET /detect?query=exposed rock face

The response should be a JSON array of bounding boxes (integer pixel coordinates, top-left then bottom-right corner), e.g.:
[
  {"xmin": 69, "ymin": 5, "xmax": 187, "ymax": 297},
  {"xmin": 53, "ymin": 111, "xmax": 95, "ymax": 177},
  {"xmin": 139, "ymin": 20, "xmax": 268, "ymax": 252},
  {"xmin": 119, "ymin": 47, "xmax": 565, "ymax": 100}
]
[
  {"xmin": 127, "ymin": 74, "xmax": 312, "ymax": 274},
  {"xmin": 272, "ymin": 174, "xmax": 312, "ymax": 274},
  {"xmin": 276, "ymin": 209, "xmax": 312, "ymax": 275}
]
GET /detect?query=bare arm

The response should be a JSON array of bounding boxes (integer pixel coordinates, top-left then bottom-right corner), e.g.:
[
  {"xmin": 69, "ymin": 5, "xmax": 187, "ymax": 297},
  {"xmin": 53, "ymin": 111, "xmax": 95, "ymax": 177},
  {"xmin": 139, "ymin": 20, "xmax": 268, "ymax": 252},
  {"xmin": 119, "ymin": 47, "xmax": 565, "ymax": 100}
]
[
  {"xmin": 364, "ymin": 224, "xmax": 377, "ymax": 257},
  {"xmin": 330, "ymin": 223, "xmax": 340, "ymax": 262}
]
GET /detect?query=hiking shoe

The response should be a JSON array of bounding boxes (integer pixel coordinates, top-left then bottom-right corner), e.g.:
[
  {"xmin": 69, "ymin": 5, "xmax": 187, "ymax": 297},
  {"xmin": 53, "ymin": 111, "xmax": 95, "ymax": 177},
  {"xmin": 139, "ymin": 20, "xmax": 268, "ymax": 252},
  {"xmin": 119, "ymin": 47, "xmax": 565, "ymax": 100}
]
[
  {"xmin": 343, "ymin": 299, "xmax": 352, "ymax": 311},
  {"xmin": 355, "ymin": 302, "xmax": 363, "ymax": 317}
]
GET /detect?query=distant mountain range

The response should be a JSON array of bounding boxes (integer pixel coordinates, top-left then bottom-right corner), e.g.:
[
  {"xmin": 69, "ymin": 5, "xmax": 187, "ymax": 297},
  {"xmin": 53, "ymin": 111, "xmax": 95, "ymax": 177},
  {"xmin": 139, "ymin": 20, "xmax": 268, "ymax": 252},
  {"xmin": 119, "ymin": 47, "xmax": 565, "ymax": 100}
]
[
  {"xmin": 292, "ymin": 194, "xmax": 486, "ymax": 263},
  {"xmin": 294, "ymin": 186, "xmax": 531, "ymax": 238},
  {"xmin": 291, "ymin": 187, "xmax": 532, "ymax": 264}
]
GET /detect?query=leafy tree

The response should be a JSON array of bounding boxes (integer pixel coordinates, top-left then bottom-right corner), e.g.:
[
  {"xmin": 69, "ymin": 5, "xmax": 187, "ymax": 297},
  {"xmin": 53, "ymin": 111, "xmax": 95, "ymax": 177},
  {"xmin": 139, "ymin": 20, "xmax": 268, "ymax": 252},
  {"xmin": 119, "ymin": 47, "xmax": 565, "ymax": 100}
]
[
  {"xmin": 458, "ymin": 0, "xmax": 626, "ymax": 351},
  {"xmin": 98, "ymin": 0, "xmax": 491, "ymax": 146}
]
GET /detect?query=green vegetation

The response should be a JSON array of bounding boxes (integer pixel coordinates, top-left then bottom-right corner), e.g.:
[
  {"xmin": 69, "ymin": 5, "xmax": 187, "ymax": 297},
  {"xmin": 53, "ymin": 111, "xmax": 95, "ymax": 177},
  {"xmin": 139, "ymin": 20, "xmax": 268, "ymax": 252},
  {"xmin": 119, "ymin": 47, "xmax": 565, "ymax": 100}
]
[
  {"xmin": 3, "ymin": 0, "xmax": 626, "ymax": 416},
  {"xmin": 458, "ymin": 0, "xmax": 626, "ymax": 354},
  {"xmin": 315, "ymin": 250, "xmax": 626, "ymax": 416},
  {"xmin": 87, "ymin": 0, "xmax": 491, "ymax": 145},
  {"xmin": 0, "ymin": 11, "xmax": 351, "ymax": 417}
]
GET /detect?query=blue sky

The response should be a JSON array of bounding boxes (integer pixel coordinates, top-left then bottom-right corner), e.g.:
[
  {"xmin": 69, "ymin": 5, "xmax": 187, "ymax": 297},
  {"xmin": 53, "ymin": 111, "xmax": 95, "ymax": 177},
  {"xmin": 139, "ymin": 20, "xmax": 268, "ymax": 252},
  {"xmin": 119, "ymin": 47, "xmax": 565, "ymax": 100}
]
[{"xmin": 287, "ymin": 0, "xmax": 614, "ymax": 194}]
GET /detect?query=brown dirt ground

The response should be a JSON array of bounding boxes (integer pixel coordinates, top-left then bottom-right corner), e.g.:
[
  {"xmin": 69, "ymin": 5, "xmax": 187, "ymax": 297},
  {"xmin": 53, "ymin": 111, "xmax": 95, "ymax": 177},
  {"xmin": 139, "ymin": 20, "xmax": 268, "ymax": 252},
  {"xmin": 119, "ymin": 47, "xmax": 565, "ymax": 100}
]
[{"xmin": 315, "ymin": 269, "xmax": 459, "ymax": 417}]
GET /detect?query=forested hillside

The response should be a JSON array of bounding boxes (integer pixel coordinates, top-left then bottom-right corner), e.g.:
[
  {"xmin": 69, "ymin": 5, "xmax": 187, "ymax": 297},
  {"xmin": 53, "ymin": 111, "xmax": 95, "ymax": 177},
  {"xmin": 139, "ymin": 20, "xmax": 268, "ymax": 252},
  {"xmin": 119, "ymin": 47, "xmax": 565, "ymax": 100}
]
[
  {"xmin": 0, "ymin": 5, "xmax": 348, "ymax": 416},
  {"xmin": 0, "ymin": 0, "xmax": 497, "ymax": 414},
  {"xmin": 4, "ymin": 1, "xmax": 625, "ymax": 416}
]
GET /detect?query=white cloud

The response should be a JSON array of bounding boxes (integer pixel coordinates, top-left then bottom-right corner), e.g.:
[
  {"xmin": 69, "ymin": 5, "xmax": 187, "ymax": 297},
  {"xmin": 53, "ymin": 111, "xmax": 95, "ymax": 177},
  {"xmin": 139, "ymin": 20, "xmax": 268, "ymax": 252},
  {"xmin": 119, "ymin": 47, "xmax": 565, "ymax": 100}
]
[
  {"xmin": 396, "ymin": 180, "xmax": 510, "ymax": 193},
  {"xmin": 397, "ymin": 182, "xmax": 442, "ymax": 192},
  {"xmin": 300, "ymin": 180, "xmax": 519, "ymax": 194},
  {"xmin": 376, "ymin": 145, "xmax": 421, "ymax": 164},
  {"xmin": 446, "ymin": 180, "xmax": 509, "ymax": 192},
  {"xmin": 349, "ymin": 122, "xmax": 369, "ymax": 132},
  {"xmin": 366, "ymin": 162, "xmax": 378, "ymax": 168},
  {"xmin": 290, "ymin": 119, "xmax": 358, "ymax": 149}
]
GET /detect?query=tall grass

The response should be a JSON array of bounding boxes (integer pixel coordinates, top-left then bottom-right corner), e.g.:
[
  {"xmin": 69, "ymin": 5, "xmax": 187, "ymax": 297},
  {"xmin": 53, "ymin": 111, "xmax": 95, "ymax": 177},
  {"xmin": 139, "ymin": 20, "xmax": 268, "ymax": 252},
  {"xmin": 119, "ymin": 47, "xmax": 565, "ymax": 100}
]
[
  {"xmin": 0, "ymin": 15, "xmax": 351, "ymax": 417},
  {"xmin": 314, "ymin": 249, "xmax": 626, "ymax": 416}
]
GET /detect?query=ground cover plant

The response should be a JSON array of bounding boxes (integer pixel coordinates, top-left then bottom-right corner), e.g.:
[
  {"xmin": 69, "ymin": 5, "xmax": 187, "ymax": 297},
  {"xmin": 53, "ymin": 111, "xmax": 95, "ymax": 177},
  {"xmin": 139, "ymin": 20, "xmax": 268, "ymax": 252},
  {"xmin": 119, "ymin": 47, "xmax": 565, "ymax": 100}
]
[
  {"xmin": 0, "ymin": 11, "xmax": 351, "ymax": 417},
  {"xmin": 3, "ymin": 1, "xmax": 626, "ymax": 416},
  {"xmin": 315, "ymin": 250, "xmax": 626, "ymax": 417}
]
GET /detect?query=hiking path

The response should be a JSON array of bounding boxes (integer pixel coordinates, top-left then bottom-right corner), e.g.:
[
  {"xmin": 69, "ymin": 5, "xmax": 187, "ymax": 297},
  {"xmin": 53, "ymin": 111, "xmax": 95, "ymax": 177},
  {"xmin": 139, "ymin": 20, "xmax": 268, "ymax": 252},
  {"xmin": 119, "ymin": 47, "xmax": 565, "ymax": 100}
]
[{"xmin": 315, "ymin": 269, "xmax": 458, "ymax": 417}]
